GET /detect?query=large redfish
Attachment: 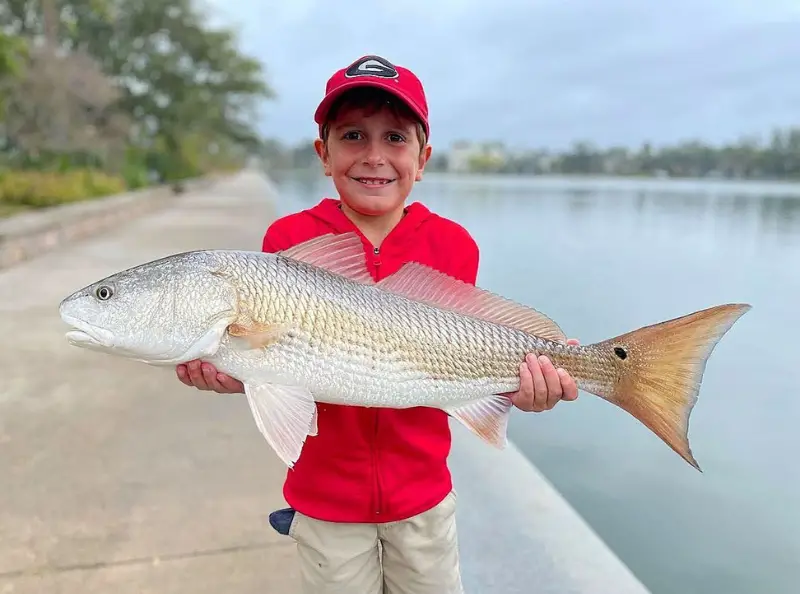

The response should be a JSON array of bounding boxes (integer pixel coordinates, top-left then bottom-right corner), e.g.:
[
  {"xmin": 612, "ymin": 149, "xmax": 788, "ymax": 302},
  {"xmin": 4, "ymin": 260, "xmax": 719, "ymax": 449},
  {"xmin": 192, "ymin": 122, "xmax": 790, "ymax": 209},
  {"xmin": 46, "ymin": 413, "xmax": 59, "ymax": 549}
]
[{"xmin": 58, "ymin": 232, "xmax": 750, "ymax": 470}]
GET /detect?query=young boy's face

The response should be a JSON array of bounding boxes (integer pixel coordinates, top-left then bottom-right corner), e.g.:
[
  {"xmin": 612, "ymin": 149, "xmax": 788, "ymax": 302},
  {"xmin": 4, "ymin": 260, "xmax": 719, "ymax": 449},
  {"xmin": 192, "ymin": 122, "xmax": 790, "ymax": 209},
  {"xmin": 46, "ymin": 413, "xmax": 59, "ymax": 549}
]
[{"xmin": 314, "ymin": 103, "xmax": 432, "ymax": 217}]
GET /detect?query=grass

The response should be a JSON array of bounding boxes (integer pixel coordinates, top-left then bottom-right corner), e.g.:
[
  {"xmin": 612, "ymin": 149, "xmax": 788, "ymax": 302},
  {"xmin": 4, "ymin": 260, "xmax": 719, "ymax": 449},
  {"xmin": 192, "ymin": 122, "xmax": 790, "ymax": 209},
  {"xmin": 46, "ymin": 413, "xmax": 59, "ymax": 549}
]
[{"xmin": 0, "ymin": 203, "xmax": 29, "ymax": 218}]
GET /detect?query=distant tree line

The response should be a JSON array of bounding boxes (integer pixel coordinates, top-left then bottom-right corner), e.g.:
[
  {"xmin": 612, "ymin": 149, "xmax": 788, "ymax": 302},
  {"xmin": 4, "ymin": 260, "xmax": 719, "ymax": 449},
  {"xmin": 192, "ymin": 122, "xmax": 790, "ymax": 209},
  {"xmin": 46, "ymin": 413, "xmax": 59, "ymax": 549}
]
[
  {"xmin": 476, "ymin": 129, "xmax": 800, "ymax": 180},
  {"xmin": 259, "ymin": 127, "xmax": 800, "ymax": 181}
]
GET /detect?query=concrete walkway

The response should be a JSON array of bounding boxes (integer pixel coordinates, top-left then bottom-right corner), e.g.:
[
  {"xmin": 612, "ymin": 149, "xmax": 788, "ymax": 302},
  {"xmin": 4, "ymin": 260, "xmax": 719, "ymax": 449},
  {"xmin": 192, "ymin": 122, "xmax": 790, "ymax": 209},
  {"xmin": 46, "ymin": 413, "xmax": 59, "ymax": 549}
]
[{"xmin": 0, "ymin": 172, "xmax": 300, "ymax": 593}]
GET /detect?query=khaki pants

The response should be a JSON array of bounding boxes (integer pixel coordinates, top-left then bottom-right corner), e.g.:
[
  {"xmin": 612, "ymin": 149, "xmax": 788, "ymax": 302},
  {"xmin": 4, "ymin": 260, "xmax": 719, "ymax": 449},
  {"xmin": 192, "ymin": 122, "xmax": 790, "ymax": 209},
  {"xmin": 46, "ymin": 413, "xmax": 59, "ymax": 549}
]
[{"xmin": 285, "ymin": 490, "xmax": 464, "ymax": 594}]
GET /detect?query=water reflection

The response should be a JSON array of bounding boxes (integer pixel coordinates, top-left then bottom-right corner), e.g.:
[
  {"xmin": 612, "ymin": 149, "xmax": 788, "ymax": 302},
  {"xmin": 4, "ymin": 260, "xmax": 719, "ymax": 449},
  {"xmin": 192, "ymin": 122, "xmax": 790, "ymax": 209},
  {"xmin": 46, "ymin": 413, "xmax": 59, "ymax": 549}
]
[{"xmin": 447, "ymin": 177, "xmax": 800, "ymax": 252}]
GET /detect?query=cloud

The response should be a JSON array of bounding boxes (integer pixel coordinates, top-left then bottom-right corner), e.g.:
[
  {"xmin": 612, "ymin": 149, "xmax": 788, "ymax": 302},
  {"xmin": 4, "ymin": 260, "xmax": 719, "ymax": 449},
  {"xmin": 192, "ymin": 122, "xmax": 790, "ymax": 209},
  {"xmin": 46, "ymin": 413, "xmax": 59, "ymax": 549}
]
[{"xmin": 207, "ymin": 0, "xmax": 800, "ymax": 150}]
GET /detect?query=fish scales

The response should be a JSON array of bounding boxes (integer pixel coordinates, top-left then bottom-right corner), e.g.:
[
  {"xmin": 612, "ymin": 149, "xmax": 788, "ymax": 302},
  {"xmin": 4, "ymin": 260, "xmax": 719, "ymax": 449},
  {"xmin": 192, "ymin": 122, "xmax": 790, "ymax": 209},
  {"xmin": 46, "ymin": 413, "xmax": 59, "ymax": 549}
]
[
  {"xmin": 213, "ymin": 251, "xmax": 573, "ymax": 406},
  {"xmin": 214, "ymin": 247, "xmax": 664, "ymax": 406},
  {"xmin": 207, "ymin": 249, "xmax": 719, "ymax": 408}
]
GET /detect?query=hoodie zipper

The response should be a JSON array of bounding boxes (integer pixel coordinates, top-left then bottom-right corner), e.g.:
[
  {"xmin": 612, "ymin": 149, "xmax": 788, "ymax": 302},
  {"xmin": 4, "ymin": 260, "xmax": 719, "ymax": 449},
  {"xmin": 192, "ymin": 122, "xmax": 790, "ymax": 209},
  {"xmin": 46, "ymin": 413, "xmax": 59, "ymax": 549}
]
[
  {"xmin": 372, "ymin": 246, "xmax": 381, "ymax": 268},
  {"xmin": 372, "ymin": 244, "xmax": 382, "ymax": 516},
  {"xmin": 329, "ymin": 201, "xmax": 420, "ymax": 519}
]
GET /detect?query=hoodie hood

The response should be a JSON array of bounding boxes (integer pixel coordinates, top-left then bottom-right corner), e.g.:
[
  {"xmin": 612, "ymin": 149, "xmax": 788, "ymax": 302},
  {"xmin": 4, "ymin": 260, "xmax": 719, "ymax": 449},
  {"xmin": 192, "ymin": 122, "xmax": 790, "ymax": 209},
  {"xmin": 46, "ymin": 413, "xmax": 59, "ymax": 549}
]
[{"xmin": 304, "ymin": 197, "xmax": 433, "ymax": 249}]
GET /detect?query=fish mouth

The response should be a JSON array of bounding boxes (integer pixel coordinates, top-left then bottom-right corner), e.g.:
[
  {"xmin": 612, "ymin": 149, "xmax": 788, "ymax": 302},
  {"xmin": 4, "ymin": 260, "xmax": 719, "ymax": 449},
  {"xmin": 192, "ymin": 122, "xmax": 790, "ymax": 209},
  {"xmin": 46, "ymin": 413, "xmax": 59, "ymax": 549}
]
[
  {"xmin": 65, "ymin": 330, "xmax": 101, "ymax": 347},
  {"xmin": 60, "ymin": 314, "xmax": 114, "ymax": 349}
]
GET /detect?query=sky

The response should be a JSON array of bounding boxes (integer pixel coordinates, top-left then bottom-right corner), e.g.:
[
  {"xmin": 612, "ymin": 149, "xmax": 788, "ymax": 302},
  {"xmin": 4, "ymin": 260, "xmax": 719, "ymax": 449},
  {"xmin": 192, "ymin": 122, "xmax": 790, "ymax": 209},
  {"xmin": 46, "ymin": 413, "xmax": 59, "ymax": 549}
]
[{"xmin": 205, "ymin": 0, "xmax": 800, "ymax": 152}]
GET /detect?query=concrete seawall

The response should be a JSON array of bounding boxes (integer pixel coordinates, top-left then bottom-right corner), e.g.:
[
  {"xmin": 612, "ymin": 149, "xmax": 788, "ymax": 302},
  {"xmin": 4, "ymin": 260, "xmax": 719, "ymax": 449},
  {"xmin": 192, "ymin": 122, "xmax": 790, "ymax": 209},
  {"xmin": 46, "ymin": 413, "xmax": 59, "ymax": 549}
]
[
  {"xmin": 0, "ymin": 176, "xmax": 217, "ymax": 270},
  {"xmin": 0, "ymin": 169, "xmax": 650, "ymax": 593},
  {"xmin": 449, "ymin": 423, "xmax": 650, "ymax": 593}
]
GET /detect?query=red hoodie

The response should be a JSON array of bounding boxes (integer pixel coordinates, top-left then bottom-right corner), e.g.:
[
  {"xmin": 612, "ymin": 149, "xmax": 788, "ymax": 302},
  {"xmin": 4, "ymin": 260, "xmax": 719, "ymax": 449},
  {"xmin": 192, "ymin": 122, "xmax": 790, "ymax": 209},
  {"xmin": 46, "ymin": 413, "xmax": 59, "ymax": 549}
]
[{"xmin": 261, "ymin": 197, "xmax": 480, "ymax": 523}]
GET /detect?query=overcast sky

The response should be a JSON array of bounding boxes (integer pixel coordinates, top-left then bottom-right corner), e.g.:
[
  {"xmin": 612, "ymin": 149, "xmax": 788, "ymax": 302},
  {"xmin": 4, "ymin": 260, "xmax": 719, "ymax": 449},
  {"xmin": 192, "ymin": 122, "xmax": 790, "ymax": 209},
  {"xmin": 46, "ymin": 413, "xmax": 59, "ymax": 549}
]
[{"xmin": 207, "ymin": 0, "xmax": 800, "ymax": 152}]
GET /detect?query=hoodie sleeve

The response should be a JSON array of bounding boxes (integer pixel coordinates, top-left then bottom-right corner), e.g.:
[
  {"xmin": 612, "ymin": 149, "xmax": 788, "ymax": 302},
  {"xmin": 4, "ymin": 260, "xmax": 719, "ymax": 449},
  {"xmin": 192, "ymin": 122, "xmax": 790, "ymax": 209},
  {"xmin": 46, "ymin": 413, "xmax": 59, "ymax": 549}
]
[
  {"xmin": 450, "ymin": 227, "xmax": 480, "ymax": 286},
  {"xmin": 261, "ymin": 216, "xmax": 300, "ymax": 253},
  {"xmin": 262, "ymin": 211, "xmax": 323, "ymax": 253},
  {"xmin": 261, "ymin": 228, "xmax": 282, "ymax": 253}
]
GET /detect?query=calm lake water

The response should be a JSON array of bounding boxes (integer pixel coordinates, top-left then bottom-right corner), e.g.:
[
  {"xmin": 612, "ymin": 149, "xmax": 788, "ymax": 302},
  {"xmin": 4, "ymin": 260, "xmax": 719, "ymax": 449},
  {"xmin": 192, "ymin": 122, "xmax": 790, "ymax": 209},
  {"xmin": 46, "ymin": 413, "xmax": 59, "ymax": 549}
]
[{"xmin": 267, "ymin": 169, "xmax": 800, "ymax": 594}]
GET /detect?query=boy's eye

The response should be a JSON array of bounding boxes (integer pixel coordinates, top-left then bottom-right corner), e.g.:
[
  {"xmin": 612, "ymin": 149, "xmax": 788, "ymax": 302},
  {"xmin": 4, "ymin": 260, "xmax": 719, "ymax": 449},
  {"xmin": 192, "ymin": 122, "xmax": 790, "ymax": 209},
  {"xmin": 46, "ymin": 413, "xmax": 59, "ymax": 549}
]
[{"xmin": 338, "ymin": 130, "xmax": 406, "ymax": 143}]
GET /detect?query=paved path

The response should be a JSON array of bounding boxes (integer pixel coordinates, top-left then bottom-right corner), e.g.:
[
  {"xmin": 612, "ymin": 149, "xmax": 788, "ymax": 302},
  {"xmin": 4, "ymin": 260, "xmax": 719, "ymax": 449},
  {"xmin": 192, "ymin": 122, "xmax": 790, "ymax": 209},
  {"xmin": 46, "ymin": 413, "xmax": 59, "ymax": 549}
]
[{"xmin": 0, "ymin": 172, "xmax": 300, "ymax": 593}]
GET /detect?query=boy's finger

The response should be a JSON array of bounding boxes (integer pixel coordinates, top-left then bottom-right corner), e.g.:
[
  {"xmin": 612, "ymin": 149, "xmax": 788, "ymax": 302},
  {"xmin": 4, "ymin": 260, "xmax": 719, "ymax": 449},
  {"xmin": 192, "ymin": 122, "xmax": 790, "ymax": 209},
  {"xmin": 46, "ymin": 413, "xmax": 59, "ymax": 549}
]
[
  {"xmin": 515, "ymin": 362, "xmax": 534, "ymax": 410},
  {"xmin": 216, "ymin": 376, "xmax": 233, "ymax": 393},
  {"xmin": 540, "ymin": 356, "xmax": 562, "ymax": 409},
  {"xmin": 210, "ymin": 374, "xmax": 234, "ymax": 393},
  {"xmin": 527, "ymin": 354, "xmax": 547, "ymax": 412},
  {"xmin": 176, "ymin": 365, "xmax": 193, "ymax": 387},
  {"xmin": 558, "ymin": 369, "xmax": 579, "ymax": 401},
  {"xmin": 218, "ymin": 374, "xmax": 243, "ymax": 393},
  {"xmin": 187, "ymin": 360, "xmax": 209, "ymax": 390},
  {"xmin": 202, "ymin": 363, "xmax": 218, "ymax": 388}
]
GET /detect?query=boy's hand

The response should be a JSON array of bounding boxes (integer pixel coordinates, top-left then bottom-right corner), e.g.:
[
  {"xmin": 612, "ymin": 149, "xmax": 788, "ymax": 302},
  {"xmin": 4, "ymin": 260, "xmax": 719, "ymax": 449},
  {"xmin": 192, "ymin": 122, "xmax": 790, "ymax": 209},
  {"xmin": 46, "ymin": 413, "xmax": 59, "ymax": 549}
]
[
  {"xmin": 176, "ymin": 360, "xmax": 244, "ymax": 394},
  {"xmin": 510, "ymin": 339, "xmax": 580, "ymax": 413}
]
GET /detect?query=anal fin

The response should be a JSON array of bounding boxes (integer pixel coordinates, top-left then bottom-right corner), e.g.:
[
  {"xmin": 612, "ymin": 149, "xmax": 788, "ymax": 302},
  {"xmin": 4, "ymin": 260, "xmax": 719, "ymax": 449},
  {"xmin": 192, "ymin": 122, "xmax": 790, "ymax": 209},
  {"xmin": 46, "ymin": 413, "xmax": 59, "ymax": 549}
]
[
  {"xmin": 309, "ymin": 406, "xmax": 318, "ymax": 437},
  {"xmin": 244, "ymin": 382, "xmax": 318, "ymax": 468},
  {"xmin": 377, "ymin": 262, "xmax": 567, "ymax": 342},
  {"xmin": 444, "ymin": 394, "xmax": 513, "ymax": 449}
]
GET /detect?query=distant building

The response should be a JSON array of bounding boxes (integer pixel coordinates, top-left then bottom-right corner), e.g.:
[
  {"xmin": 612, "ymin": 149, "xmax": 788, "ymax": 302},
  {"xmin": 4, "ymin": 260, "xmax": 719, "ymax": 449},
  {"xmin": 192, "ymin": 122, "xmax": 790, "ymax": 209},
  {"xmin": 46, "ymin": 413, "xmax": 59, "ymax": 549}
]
[
  {"xmin": 447, "ymin": 141, "xmax": 507, "ymax": 172},
  {"xmin": 447, "ymin": 141, "xmax": 474, "ymax": 172}
]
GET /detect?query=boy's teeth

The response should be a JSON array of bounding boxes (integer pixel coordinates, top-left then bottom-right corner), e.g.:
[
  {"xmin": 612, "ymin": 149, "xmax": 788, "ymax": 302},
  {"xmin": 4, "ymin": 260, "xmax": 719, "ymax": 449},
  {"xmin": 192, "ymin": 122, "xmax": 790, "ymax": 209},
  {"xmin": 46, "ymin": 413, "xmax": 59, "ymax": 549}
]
[{"xmin": 358, "ymin": 178, "xmax": 390, "ymax": 185}]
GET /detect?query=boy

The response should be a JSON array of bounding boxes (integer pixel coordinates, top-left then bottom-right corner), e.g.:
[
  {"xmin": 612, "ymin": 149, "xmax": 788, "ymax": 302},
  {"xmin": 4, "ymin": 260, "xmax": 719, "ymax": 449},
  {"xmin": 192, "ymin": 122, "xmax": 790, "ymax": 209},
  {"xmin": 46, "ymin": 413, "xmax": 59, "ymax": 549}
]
[{"xmin": 176, "ymin": 54, "xmax": 579, "ymax": 593}]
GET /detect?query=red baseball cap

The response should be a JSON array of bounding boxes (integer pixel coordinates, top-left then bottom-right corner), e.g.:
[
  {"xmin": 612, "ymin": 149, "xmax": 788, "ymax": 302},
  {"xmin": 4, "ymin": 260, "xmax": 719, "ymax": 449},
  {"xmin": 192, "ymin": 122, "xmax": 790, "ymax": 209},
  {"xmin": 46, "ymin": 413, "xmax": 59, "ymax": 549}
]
[{"xmin": 314, "ymin": 55, "xmax": 430, "ymax": 138}]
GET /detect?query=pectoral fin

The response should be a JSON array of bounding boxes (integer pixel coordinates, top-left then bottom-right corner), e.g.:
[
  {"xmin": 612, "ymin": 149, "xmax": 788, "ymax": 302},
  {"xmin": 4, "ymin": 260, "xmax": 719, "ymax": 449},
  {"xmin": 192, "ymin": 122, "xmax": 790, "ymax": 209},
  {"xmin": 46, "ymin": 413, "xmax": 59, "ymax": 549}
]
[
  {"xmin": 244, "ymin": 382, "xmax": 318, "ymax": 468},
  {"xmin": 228, "ymin": 320, "xmax": 290, "ymax": 350},
  {"xmin": 444, "ymin": 394, "xmax": 513, "ymax": 449}
]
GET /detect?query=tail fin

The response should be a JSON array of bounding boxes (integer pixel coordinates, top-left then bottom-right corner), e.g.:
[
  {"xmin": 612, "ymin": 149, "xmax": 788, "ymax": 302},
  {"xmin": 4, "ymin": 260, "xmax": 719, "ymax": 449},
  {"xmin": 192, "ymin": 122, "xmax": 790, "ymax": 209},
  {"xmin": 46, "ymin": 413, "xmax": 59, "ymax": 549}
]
[{"xmin": 593, "ymin": 303, "xmax": 751, "ymax": 471}]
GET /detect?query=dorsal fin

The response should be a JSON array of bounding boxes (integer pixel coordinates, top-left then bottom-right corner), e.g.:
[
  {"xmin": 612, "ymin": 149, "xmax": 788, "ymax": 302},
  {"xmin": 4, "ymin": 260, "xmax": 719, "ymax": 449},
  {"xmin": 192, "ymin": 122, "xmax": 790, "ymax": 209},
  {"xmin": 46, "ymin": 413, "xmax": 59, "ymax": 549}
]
[
  {"xmin": 279, "ymin": 232, "xmax": 374, "ymax": 284},
  {"xmin": 377, "ymin": 262, "xmax": 567, "ymax": 342}
]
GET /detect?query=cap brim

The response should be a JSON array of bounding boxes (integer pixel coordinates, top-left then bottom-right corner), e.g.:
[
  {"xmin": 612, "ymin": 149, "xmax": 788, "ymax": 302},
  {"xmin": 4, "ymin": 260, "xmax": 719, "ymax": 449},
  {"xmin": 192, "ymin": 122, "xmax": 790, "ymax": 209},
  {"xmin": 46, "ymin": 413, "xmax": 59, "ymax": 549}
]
[{"xmin": 314, "ymin": 79, "xmax": 429, "ymax": 136}]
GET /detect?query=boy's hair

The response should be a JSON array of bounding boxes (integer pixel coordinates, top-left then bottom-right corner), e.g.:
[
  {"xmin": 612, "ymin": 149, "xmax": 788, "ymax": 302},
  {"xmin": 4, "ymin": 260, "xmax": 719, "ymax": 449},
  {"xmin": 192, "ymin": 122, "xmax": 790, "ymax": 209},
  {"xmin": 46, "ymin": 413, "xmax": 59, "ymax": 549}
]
[{"xmin": 319, "ymin": 87, "xmax": 428, "ymax": 154}]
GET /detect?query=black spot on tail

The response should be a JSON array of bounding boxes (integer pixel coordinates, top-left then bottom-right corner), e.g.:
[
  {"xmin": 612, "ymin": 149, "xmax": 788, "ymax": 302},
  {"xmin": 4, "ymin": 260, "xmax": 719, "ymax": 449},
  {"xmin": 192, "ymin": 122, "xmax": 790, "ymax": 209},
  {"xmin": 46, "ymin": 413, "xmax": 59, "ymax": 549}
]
[{"xmin": 614, "ymin": 346, "xmax": 628, "ymax": 360}]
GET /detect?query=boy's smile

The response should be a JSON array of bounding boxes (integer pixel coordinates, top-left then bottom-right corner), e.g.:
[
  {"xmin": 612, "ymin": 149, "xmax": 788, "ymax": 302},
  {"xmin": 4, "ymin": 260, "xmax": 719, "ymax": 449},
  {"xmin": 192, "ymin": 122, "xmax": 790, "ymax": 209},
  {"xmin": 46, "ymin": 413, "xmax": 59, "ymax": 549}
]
[{"xmin": 351, "ymin": 176, "xmax": 396, "ymax": 187}]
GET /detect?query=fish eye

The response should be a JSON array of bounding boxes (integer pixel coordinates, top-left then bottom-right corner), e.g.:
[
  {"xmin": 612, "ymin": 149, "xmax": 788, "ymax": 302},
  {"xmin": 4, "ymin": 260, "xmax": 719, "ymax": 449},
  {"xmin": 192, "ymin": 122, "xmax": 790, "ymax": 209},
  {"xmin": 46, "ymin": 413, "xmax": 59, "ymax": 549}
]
[{"xmin": 95, "ymin": 285, "xmax": 113, "ymax": 301}]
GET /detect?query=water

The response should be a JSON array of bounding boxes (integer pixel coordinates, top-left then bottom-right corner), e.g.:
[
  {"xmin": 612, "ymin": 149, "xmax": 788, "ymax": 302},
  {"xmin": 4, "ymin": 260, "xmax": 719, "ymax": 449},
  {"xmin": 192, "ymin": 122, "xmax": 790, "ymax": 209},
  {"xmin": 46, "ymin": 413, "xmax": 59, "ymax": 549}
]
[{"xmin": 266, "ymin": 169, "xmax": 800, "ymax": 594}]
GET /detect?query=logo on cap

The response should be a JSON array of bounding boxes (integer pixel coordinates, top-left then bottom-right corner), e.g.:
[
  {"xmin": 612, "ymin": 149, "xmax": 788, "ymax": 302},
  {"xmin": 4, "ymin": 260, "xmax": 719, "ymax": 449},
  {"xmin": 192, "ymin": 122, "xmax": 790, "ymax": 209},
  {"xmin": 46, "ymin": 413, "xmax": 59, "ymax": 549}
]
[{"xmin": 345, "ymin": 55, "xmax": 399, "ymax": 79}]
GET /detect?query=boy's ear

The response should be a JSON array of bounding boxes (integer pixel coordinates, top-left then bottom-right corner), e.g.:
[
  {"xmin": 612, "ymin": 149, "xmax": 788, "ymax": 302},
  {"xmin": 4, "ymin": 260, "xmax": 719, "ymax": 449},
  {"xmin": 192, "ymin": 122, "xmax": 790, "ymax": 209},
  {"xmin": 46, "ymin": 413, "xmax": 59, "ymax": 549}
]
[
  {"xmin": 313, "ymin": 138, "xmax": 332, "ymax": 177},
  {"xmin": 416, "ymin": 144, "xmax": 433, "ymax": 181}
]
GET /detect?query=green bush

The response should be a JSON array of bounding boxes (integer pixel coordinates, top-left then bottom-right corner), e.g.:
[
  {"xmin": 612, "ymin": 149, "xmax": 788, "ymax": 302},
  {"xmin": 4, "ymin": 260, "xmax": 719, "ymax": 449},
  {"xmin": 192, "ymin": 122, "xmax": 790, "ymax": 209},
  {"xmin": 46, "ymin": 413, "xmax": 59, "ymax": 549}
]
[{"xmin": 0, "ymin": 169, "xmax": 127, "ymax": 208}]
